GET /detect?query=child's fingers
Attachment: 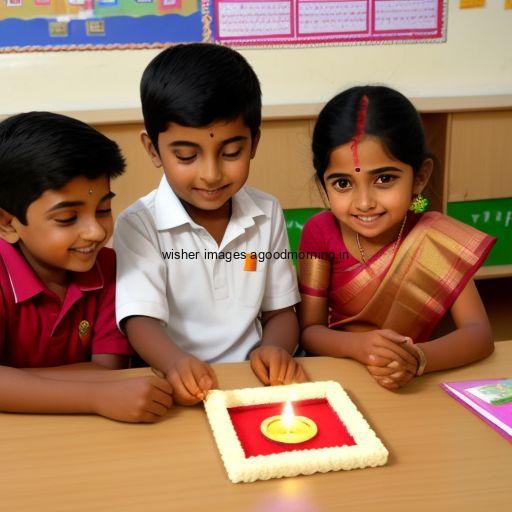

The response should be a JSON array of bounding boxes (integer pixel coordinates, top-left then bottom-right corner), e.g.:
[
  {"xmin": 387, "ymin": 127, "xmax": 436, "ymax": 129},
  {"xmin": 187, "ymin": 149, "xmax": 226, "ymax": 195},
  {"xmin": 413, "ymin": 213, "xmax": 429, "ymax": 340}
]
[
  {"xmin": 391, "ymin": 371, "xmax": 415, "ymax": 387},
  {"xmin": 377, "ymin": 339, "xmax": 418, "ymax": 365},
  {"xmin": 378, "ymin": 330, "xmax": 409, "ymax": 344},
  {"xmin": 373, "ymin": 344, "xmax": 417, "ymax": 367},
  {"xmin": 366, "ymin": 365, "xmax": 395, "ymax": 377},
  {"xmin": 198, "ymin": 374, "xmax": 213, "ymax": 394},
  {"xmin": 367, "ymin": 354, "xmax": 393, "ymax": 367},
  {"xmin": 145, "ymin": 401, "xmax": 169, "ymax": 417},
  {"xmin": 268, "ymin": 352, "xmax": 282, "ymax": 385},
  {"xmin": 182, "ymin": 375, "xmax": 204, "ymax": 400},
  {"xmin": 250, "ymin": 354, "xmax": 270, "ymax": 385},
  {"xmin": 167, "ymin": 372, "xmax": 200, "ymax": 405},
  {"xmin": 293, "ymin": 364, "xmax": 309, "ymax": 383},
  {"xmin": 151, "ymin": 388, "xmax": 174, "ymax": 409},
  {"xmin": 205, "ymin": 364, "xmax": 219, "ymax": 389},
  {"xmin": 181, "ymin": 363, "xmax": 208, "ymax": 399},
  {"xmin": 140, "ymin": 411, "xmax": 161, "ymax": 423},
  {"xmin": 386, "ymin": 358, "xmax": 417, "ymax": 375},
  {"xmin": 376, "ymin": 377, "xmax": 400, "ymax": 391},
  {"xmin": 283, "ymin": 359, "xmax": 297, "ymax": 384},
  {"xmin": 149, "ymin": 376, "xmax": 173, "ymax": 396},
  {"xmin": 277, "ymin": 353, "xmax": 289, "ymax": 385}
]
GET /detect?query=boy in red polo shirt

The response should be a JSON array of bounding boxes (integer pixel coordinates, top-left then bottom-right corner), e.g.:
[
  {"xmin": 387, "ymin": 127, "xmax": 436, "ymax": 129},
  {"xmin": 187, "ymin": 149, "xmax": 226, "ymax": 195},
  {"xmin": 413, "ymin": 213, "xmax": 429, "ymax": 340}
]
[{"xmin": 0, "ymin": 112, "xmax": 173, "ymax": 422}]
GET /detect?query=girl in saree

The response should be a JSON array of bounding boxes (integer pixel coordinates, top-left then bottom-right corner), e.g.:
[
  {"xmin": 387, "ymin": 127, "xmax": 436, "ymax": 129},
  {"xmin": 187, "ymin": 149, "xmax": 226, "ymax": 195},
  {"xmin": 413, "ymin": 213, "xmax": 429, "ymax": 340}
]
[{"xmin": 299, "ymin": 86, "xmax": 495, "ymax": 390}]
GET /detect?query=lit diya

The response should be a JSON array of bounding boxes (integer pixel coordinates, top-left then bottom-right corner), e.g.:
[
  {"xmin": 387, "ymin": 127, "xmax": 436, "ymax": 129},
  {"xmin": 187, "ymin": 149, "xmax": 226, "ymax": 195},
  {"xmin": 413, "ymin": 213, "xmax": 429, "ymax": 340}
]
[
  {"xmin": 260, "ymin": 400, "xmax": 318, "ymax": 444},
  {"xmin": 204, "ymin": 381, "xmax": 388, "ymax": 483}
]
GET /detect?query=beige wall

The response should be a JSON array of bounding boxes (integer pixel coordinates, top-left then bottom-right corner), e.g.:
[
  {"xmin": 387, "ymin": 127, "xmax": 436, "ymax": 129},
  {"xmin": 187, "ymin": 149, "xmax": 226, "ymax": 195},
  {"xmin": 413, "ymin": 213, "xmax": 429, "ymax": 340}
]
[{"xmin": 1, "ymin": 0, "xmax": 511, "ymax": 116}]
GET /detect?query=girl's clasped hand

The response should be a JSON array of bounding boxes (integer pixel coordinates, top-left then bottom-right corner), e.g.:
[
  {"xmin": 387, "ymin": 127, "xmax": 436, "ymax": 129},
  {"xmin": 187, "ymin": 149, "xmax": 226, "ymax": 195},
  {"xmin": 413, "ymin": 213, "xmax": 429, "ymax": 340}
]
[{"xmin": 357, "ymin": 330, "xmax": 418, "ymax": 390}]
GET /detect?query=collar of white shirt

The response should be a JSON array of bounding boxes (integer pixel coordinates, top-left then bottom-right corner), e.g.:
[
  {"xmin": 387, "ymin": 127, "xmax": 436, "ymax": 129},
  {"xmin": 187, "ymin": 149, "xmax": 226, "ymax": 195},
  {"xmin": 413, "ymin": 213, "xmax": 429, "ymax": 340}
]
[{"xmin": 154, "ymin": 176, "xmax": 269, "ymax": 233}]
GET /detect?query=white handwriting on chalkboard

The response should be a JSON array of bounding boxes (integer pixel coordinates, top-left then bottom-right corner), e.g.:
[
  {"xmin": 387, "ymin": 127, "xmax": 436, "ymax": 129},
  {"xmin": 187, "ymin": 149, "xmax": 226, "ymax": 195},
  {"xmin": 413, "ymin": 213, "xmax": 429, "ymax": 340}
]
[{"xmin": 471, "ymin": 211, "xmax": 512, "ymax": 228}]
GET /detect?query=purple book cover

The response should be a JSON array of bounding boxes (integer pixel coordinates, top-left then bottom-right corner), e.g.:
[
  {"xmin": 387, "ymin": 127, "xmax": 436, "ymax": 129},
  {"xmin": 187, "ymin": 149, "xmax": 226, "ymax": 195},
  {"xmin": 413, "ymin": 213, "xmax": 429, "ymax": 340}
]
[{"xmin": 441, "ymin": 379, "xmax": 512, "ymax": 442}]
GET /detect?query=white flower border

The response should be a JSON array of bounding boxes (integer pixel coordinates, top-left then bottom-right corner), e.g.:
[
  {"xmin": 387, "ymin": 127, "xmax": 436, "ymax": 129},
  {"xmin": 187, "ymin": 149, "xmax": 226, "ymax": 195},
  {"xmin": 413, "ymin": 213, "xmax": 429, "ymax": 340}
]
[{"xmin": 204, "ymin": 381, "xmax": 388, "ymax": 483}]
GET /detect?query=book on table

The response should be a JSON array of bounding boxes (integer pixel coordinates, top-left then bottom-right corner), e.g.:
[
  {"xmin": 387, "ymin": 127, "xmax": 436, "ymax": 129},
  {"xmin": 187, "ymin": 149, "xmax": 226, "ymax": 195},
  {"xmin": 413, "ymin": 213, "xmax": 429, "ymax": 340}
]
[{"xmin": 441, "ymin": 379, "xmax": 512, "ymax": 441}]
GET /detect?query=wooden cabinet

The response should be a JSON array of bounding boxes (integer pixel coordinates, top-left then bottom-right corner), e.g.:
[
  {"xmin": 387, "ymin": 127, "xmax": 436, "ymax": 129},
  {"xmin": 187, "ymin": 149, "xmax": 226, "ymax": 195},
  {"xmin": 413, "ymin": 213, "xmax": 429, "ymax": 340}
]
[{"xmin": 447, "ymin": 111, "xmax": 512, "ymax": 202}]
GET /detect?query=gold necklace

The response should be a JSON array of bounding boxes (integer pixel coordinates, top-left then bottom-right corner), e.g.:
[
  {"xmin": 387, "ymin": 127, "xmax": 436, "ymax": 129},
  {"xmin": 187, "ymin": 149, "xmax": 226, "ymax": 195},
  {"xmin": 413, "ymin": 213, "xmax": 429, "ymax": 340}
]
[{"xmin": 355, "ymin": 215, "xmax": 407, "ymax": 265}]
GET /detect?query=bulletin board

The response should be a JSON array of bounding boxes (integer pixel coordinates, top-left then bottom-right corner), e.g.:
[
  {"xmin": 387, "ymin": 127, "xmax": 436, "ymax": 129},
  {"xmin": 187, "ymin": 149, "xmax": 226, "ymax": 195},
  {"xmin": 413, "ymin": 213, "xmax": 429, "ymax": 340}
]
[
  {"xmin": 0, "ymin": 0, "xmax": 207, "ymax": 51},
  {"xmin": 0, "ymin": 0, "xmax": 447, "ymax": 52}
]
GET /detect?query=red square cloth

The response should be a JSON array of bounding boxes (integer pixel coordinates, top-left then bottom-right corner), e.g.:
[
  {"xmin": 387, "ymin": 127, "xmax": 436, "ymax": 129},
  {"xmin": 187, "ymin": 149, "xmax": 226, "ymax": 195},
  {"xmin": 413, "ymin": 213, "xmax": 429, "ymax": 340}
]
[{"xmin": 227, "ymin": 398, "xmax": 356, "ymax": 457}]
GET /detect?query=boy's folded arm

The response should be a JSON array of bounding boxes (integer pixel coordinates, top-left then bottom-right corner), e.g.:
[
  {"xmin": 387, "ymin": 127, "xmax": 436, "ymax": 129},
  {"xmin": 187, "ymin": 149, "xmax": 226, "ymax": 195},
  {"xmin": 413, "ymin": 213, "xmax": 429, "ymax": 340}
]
[
  {"xmin": 22, "ymin": 355, "xmax": 129, "ymax": 381},
  {"xmin": 0, "ymin": 365, "xmax": 98, "ymax": 414},
  {"xmin": 0, "ymin": 365, "xmax": 173, "ymax": 422}
]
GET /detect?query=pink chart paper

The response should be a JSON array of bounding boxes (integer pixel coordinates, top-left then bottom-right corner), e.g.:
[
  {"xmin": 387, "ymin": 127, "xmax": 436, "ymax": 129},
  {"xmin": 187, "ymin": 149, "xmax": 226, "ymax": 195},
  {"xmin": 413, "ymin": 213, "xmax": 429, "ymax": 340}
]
[{"xmin": 213, "ymin": 0, "xmax": 447, "ymax": 46}]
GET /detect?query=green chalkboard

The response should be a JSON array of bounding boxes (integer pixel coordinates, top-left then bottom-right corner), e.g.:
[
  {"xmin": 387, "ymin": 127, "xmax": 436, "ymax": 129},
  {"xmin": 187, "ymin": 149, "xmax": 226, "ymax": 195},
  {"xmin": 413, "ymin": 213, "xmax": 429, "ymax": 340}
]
[
  {"xmin": 284, "ymin": 208, "xmax": 323, "ymax": 265},
  {"xmin": 447, "ymin": 198, "xmax": 512, "ymax": 266}
]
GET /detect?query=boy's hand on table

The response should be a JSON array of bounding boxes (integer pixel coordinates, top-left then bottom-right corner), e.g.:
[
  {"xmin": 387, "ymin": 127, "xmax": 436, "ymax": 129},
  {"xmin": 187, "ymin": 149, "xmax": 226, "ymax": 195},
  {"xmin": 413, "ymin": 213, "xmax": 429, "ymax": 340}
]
[
  {"xmin": 165, "ymin": 353, "xmax": 218, "ymax": 406},
  {"xmin": 250, "ymin": 345, "xmax": 308, "ymax": 386},
  {"xmin": 94, "ymin": 375, "xmax": 173, "ymax": 423}
]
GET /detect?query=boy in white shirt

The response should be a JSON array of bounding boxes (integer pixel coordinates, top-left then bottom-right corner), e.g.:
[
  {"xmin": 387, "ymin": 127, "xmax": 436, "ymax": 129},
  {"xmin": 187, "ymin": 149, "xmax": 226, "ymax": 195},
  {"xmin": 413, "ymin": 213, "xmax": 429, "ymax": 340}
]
[{"xmin": 114, "ymin": 43, "xmax": 306, "ymax": 405}]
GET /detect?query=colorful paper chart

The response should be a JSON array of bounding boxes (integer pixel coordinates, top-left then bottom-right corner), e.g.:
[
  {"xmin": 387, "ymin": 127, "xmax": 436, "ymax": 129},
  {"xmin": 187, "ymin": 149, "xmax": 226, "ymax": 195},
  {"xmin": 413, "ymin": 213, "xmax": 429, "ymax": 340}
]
[
  {"xmin": 0, "ymin": 0, "xmax": 206, "ymax": 51},
  {"xmin": 0, "ymin": 0, "xmax": 447, "ymax": 52},
  {"xmin": 214, "ymin": 0, "xmax": 447, "ymax": 47}
]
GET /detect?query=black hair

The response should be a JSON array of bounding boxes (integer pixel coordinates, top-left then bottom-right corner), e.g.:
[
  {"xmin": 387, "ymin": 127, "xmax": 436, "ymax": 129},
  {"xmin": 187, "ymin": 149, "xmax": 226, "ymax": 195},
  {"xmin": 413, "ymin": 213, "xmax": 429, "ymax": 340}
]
[
  {"xmin": 312, "ymin": 85, "xmax": 432, "ymax": 185},
  {"xmin": 140, "ymin": 43, "xmax": 262, "ymax": 149},
  {"xmin": 0, "ymin": 111, "xmax": 125, "ymax": 224}
]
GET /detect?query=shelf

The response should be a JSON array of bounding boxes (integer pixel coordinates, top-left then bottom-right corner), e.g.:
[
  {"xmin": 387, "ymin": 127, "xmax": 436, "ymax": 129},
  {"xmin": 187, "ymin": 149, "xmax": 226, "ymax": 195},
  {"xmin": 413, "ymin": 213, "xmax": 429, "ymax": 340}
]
[
  {"xmin": 475, "ymin": 265, "xmax": 512, "ymax": 280},
  {"xmin": 3, "ymin": 95, "xmax": 510, "ymax": 126}
]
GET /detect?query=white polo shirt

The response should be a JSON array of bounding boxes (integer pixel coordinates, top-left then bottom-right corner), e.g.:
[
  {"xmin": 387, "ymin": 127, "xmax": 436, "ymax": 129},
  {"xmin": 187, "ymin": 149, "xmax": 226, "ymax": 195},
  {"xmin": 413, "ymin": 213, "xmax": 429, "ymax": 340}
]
[{"xmin": 114, "ymin": 176, "xmax": 300, "ymax": 363}]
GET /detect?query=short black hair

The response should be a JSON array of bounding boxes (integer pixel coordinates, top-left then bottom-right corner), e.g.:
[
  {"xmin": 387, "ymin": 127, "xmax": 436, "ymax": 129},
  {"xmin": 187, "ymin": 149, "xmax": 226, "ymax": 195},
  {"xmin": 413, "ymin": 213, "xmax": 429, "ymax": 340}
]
[
  {"xmin": 313, "ymin": 85, "xmax": 432, "ymax": 185},
  {"xmin": 0, "ymin": 111, "xmax": 125, "ymax": 224},
  {"xmin": 141, "ymin": 43, "xmax": 262, "ymax": 149}
]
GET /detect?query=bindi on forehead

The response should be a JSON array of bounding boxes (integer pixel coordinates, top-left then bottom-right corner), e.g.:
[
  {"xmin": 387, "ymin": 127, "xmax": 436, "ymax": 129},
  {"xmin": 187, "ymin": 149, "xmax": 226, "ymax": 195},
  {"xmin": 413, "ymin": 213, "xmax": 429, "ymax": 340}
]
[{"xmin": 350, "ymin": 95, "xmax": 369, "ymax": 173}]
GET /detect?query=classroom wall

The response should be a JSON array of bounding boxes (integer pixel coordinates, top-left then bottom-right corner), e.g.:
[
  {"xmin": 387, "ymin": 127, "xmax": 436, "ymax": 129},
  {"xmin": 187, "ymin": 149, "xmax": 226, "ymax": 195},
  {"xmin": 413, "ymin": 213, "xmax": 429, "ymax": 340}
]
[{"xmin": 0, "ymin": 0, "xmax": 510, "ymax": 116}]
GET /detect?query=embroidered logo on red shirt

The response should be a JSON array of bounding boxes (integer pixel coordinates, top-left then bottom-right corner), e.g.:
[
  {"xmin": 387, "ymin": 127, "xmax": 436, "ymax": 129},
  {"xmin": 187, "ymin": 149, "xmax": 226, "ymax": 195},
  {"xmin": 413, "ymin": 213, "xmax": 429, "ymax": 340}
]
[{"xmin": 78, "ymin": 320, "xmax": 91, "ymax": 343}]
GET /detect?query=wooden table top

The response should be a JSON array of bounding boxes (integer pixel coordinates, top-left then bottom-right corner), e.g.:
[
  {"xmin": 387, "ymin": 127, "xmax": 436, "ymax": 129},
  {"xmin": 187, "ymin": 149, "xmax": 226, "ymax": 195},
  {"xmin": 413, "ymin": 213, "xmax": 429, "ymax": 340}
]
[{"xmin": 1, "ymin": 342, "xmax": 511, "ymax": 512}]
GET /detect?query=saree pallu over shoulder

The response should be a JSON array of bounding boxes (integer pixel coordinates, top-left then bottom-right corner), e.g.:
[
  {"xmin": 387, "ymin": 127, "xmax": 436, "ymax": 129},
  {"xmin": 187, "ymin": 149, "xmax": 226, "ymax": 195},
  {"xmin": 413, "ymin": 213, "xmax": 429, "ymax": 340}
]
[{"xmin": 328, "ymin": 212, "xmax": 495, "ymax": 342}]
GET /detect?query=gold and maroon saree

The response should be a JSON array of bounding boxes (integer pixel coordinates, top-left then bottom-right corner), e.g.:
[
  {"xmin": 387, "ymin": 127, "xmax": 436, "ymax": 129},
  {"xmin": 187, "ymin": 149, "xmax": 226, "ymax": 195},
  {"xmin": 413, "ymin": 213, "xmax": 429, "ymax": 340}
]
[{"xmin": 299, "ymin": 211, "xmax": 495, "ymax": 342}]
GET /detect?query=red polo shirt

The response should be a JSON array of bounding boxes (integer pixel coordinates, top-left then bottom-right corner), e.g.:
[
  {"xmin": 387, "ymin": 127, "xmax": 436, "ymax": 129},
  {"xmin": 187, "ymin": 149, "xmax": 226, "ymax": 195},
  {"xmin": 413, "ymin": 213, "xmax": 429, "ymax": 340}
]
[{"xmin": 0, "ymin": 241, "xmax": 132, "ymax": 367}]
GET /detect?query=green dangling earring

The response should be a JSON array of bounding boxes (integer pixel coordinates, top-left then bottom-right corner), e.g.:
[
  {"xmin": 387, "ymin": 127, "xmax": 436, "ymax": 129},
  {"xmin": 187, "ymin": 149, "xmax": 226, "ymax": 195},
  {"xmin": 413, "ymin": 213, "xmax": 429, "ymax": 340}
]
[{"xmin": 409, "ymin": 193, "xmax": 430, "ymax": 214}]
